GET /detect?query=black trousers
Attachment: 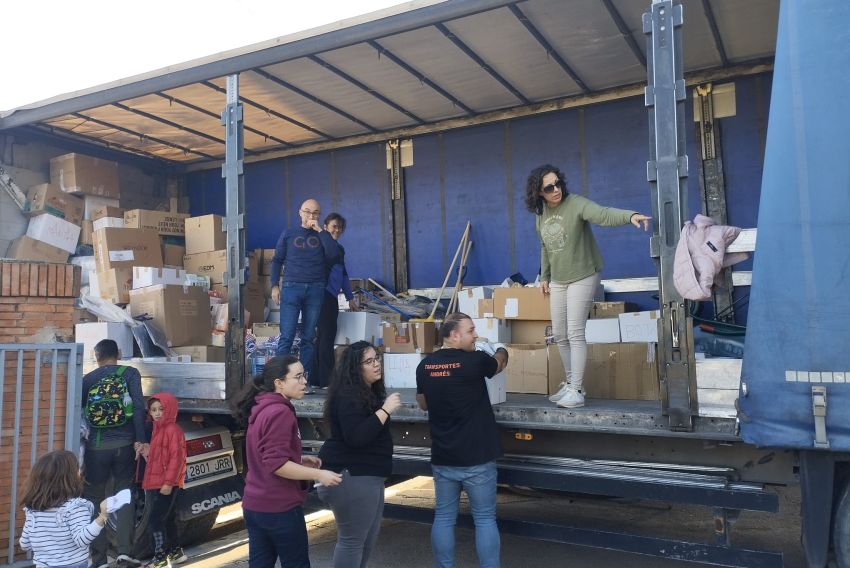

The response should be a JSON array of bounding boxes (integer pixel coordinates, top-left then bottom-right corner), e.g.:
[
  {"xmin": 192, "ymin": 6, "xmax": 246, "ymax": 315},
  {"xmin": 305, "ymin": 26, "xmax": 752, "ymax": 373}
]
[
  {"xmin": 147, "ymin": 489, "xmax": 179, "ymax": 554},
  {"xmin": 314, "ymin": 292, "xmax": 339, "ymax": 388}
]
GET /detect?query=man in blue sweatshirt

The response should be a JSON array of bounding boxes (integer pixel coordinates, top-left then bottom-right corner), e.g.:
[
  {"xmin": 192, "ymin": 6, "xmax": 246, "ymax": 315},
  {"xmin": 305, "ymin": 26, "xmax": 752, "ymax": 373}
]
[{"xmin": 270, "ymin": 198, "xmax": 340, "ymax": 388}]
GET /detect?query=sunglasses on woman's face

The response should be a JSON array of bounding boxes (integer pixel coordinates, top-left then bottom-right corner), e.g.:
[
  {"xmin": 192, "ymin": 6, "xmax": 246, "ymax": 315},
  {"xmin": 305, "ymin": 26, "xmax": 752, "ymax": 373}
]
[{"xmin": 542, "ymin": 180, "xmax": 564, "ymax": 194}]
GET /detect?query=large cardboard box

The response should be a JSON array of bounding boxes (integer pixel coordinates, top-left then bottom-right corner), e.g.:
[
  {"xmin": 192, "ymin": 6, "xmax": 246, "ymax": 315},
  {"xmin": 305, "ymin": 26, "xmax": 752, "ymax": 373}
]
[
  {"xmin": 493, "ymin": 287, "xmax": 550, "ymax": 320},
  {"xmin": 244, "ymin": 281, "xmax": 266, "ymax": 323},
  {"xmin": 171, "ymin": 345, "xmax": 225, "ymax": 362},
  {"xmin": 75, "ymin": 322, "xmax": 133, "ymax": 363},
  {"xmin": 185, "ymin": 215, "xmax": 225, "ymax": 254},
  {"xmin": 80, "ymin": 220, "xmax": 94, "ymax": 246},
  {"xmin": 93, "ymin": 217, "xmax": 124, "ymax": 232},
  {"xmin": 382, "ymin": 322, "xmax": 437, "ymax": 354},
  {"xmin": 25, "ymin": 183, "xmax": 84, "ymax": 225},
  {"xmin": 618, "ymin": 311, "xmax": 660, "ymax": 343},
  {"xmin": 26, "ymin": 214, "xmax": 80, "ymax": 253},
  {"xmin": 383, "ymin": 353, "xmax": 425, "ymax": 389},
  {"xmin": 510, "ymin": 320, "xmax": 553, "ymax": 344},
  {"xmin": 162, "ymin": 243, "xmax": 186, "ymax": 267},
  {"xmin": 129, "ymin": 284, "xmax": 211, "ymax": 347},
  {"xmin": 335, "ymin": 312, "xmax": 383, "ymax": 345},
  {"xmin": 97, "ymin": 268, "xmax": 133, "ymax": 304},
  {"xmin": 5, "ymin": 236, "xmax": 69, "ymax": 263},
  {"xmin": 50, "ymin": 153, "xmax": 119, "ymax": 198},
  {"xmin": 133, "ymin": 267, "xmax": 188, "ymax": 289},
  {"xmin": 504, "ymin": 344, "xmax": 549, "ymax": 394},
  {"xmin": 124, "ymin": 209, "xmax": 189, "ymax": 237},
  {"xmin": 184, "ymin": 250, "xmax": 227, "ymax": 284},
  {"xmin": 91, "ymin": 206, "xmax": 126, "ymax": 221},
  {"xmin": 586, "ymin": 318, "xmax": 621, "ymax": 343},
  {"xmin": 472, "ymin": 318, "xmax": 511, "ymax": 344},
  {"xmin": 83, "ymin": 196, "xmax": 120, "ymax": 220},
  {"xmin": 590, "ymin": 301, "xmax": 635, "ymax": 319},
  {"xmin": 93, "ymin": 228, "xmax": 162, "ymax": 272},
  {"xmin": 583, "ymin": 343, "xmax": 659, "ymax": 400},
  {"xmin": 458, "ymin": 286, "xmax": 493, "ymax": 318}
]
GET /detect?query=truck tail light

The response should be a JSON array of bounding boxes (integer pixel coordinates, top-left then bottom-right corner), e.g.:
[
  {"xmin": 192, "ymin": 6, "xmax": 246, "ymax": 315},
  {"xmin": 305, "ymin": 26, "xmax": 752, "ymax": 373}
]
[{"xmin": 186, "ymin": 434, "xmax": 224, "ymax": 457}]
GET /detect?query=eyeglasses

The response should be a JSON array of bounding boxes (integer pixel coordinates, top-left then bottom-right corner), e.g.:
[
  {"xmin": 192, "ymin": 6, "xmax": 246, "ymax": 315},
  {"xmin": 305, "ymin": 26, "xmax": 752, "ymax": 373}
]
[
  {"xmin": 361, "ymin": 356, "xmax": 382, "ymax": 366},
  {"xmin": 542, "ymin": 180, "xmax": 565, "ymax": 194},
  {"xmin": 280, "ymin": 372, "xmax": 308, "ymax": 382},
  {"xmin": 300, "ymin": 209, "xmax": 321, "ymax": 217}
]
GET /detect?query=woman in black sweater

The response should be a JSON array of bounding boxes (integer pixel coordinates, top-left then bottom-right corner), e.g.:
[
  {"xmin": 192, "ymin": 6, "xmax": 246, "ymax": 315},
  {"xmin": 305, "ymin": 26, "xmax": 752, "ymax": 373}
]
[{"xmin": 318, "ymin": 341, "xmax": 401, "ymax": 568}]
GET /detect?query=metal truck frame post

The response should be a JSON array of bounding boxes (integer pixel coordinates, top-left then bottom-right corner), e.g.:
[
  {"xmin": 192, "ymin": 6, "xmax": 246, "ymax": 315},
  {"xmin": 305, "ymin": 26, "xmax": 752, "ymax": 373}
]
[{"xmin": 643, "ymin": 0, "xmax": 698, "ymax": 431}]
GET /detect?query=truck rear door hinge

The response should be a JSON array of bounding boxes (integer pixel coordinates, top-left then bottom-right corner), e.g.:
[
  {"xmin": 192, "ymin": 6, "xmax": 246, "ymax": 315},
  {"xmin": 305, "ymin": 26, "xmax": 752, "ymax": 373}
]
[{"xmin": 812, "ymin": 386, "xmax": 829, "ymax": 449}]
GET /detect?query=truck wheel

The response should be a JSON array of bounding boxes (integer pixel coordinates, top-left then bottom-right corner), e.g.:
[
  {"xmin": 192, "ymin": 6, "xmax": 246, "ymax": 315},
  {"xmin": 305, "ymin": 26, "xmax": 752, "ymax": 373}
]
[
  {"xmin": 833, "ymin": 480, "xmax": 850, "ymax": 567},
  {"xmin": 128, "ymin": 492, "xmax": 220, "ymax": 560},
  {"xmin": 176, "ymin": 510, "xmax": 218, "ymax": 547}
]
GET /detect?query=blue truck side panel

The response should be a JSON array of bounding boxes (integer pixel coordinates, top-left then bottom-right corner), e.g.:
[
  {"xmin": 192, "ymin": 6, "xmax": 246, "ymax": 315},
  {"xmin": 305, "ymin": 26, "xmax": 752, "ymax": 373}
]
[
  {"xmin": 739, "ymin": 1, "xmax": 850, "ymax": 450},
  {"xmin": 187, "ymin": 74, "xmax": 771, "ymax": 314}
]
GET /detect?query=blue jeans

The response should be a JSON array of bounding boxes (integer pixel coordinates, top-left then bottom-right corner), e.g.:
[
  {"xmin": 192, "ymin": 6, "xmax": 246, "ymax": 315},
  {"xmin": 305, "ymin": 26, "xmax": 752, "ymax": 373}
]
[
  {"xmin": 431, "ymin": 461, "xmax": 500, "ymax": 568},
  {"xmin": 277, "ymin": 281, "xmax": 325, "ymax": 382},
  {"xmin": 244, "ymin": 507, "xmax": 310, "ymax": 568}
]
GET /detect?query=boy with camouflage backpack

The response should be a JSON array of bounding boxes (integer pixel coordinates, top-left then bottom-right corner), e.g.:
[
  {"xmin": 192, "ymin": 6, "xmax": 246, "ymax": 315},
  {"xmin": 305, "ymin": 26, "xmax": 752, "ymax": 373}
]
[{"xmin": 81, "ymin": 339, "xmax": 146, "ymax": 568}]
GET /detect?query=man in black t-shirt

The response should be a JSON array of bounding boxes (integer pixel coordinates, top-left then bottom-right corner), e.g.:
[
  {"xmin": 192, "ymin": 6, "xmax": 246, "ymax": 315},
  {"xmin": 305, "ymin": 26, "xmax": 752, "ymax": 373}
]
[{"xmin": 416, "ymin": 313, "xmax": 508, "ymax": 568}]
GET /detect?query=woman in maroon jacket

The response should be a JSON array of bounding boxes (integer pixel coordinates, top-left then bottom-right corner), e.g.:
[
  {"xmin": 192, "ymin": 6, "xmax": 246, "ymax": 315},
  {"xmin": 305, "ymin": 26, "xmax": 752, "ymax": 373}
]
[
  {"xmin": 232, "ymin": 355, "xmax": 342, "ymax": 568},
  {"xmin": 141, "ymin": 392, "xmax": 186, "ymax": 568}
]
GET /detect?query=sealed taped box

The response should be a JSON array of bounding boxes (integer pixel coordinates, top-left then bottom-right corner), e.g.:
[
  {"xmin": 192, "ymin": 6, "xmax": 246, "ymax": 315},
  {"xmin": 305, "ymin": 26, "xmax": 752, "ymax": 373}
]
[
  {"xmin": 504, "ymin": 344, "xmax": 549, "ymax": 394},
  {"xmin": 184, "ymin": 250, "xmax": 227, "ymax": 284},
  {"xmin": 162, "ymin": 243, "xmax": 186, "ymax": 267},
  {"xmin": 458, "ymin": 286, "xmax": 493, "ymax": 318},
  {"xmin": 97, "ymin": 268, "xmax": 133, "ymax": 304},
  {"xmin": 590, "ymin": 301, "xmax": 636, "ymax": 319},
  {"xmin": 185, "ymin": 215, "xmax": 225, "ymax": 255},
  {"xmin": 511, "ymin": 320, "xmax": 552, "ymax": 345},
  {"xmin": 382, "ymin": 322, "xmax": 437, "ymax": 354},
  {"xmin": 124, "ymin": 209, "xmax": 189, "ymax": 237},
  {"xmin": 472, "ymin": 318, "xmax": 511, "ymax": 344},
  {"xmin": 75, "ymin": 322, "xmax": 133, "ymax": 363},
  {"xmin": 129, "ymin": 284, "xmax": 211, "ymax": 347},
  {"xmin": 133, "ymin": 267, "xmax": 188, "ymax": 289},
  {"xmin": 6, "ymin": 236, "xmax": 69, "ymax": 263},
  {"xmin": 93, "ymin": 216, "xmax": 124, "ymax": 232},
  {"xmin": 25, "ymin": 183, "xmax": 84, "ymax": 225},
  {"xmin": 335, "ymin": 312, "xmax": 383, "ymax": 345},
  {"xmin": 493, "ymin": 287, "xmax": 550, "ymax": 320},
  {"xmin": 383, "ymin": 353, "xmax": 425, "ymax": 389},
  {"xmin": 618, "ymin": 311, "xmax": 660, "ymax": 343},
  {"xmin": 91, "ymin": 206, "xmax": 126, "ymax": 221},
  {"xmin": 583, "ymin": 343, "xmax": 659, "ymax": 400},
  {"xmin": 26, "ymin": 214, "xmax": 81, "ymax": 254},
  {"xmin": 93, "ymin": 228, "xmax": 162, "ymax": 272},
  {"xmin": 83, "ymin": 196, "xmax": 120, "ymax": 220},
  {"xmin": 50, "ymin": 153, "xmax": 119, "ymax": 198}
]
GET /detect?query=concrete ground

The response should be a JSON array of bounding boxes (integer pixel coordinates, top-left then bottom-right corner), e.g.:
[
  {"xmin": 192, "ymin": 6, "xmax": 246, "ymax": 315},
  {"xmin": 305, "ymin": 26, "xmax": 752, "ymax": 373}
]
[{"xmin": 182, "ymin": 476, "xmax": 806, "ymax": 567}]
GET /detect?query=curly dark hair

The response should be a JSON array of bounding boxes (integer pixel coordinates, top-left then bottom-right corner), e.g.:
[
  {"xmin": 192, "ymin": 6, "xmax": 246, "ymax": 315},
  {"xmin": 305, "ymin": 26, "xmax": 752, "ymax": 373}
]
[
  {"xmin": 231, "ymin": 355, "xmax": 301, "ymax": 427},
  {"xmin": 524, "ymin": 164, "xmax": 568, "ymax": 215},
  {"xmin": 324, "ymin": 341, "xmax": 386, "ymax": 422}
]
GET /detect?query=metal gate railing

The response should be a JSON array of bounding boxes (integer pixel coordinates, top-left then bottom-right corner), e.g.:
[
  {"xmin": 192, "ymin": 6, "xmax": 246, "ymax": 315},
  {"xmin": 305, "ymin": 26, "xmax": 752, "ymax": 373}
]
[{"xmin": 1, "ymin": 344, "xmax": 82, "ymax": 568}]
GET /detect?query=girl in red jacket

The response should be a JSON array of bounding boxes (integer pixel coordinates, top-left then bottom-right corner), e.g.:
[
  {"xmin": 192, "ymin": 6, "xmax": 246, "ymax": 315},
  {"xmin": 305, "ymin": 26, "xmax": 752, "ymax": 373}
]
[{"xmin": 141, "ymin": 392, "xmax": 186, "ymax": 568}]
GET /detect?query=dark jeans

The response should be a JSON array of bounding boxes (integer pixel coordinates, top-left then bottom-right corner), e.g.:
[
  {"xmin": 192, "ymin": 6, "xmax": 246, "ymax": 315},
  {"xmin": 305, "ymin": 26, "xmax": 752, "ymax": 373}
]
[
  {"xmin": 84, "ymin": 443, "xmax": 136, "ymax": 564},
  {"xmin": 277, "ymin": 282, "xmax": 325, "ymax": 383},
  {"xmin": 244, "ymin": 506, "xmax": 310, "ymax": 568},
  {"xmin": 315, "ymin": 292, "xmax": 339, "ymax": 388},
  {"xmin": 147, "ymin": 489, "xmax": 179, "ymax": 554}
]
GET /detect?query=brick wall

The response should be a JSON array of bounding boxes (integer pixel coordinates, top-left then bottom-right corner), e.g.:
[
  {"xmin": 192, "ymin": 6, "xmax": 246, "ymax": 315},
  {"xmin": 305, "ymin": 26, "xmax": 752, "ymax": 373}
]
[{"xmin": 0, "ymin": 260, "xmax": 80, "ymax": 562}]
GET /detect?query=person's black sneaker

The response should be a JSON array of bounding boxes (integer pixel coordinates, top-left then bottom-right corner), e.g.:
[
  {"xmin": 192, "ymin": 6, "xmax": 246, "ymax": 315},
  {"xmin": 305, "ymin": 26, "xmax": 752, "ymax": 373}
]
[
  {"xmin": 116, "ymin": 554, "xmax": 143, "ymax": 566},
  {"xmin": 142, "ymin": 551, "xmax": 171, "ymax": 568},
  {"xmin": 167, "ymin": 546, "xmax": 188, "ymax": 564}
]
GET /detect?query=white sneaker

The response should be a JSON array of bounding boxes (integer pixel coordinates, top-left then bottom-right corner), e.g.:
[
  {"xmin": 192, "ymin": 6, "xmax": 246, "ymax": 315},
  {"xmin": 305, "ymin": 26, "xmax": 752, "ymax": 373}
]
[
  {"xmin": 548, "ymin": 382, "xmax": 570, "ymax": 402},
  {"xmin": 116, "ymin": 554, "xmax": 142, "ymax": 565},
  {"xmin": 556, "ymin": 388, "xmax": 585, "ymax": 408}
]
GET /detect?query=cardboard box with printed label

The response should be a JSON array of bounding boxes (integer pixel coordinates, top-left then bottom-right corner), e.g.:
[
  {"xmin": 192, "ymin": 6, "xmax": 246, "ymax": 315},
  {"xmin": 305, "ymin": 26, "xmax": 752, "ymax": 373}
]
[
  {"xmin": 93, "ymin": 217, "xmax": 125, "ymax": 231},
  {"xmin": 133, "ymin": 267, "xmax": 188, "ymax": 289},
  {"xmin": 5, "ymin": 236, "xmax": 69, "ymax": 263},
  {"xmin": 586, "ymin": 318, "xmax": 621, "ymax": 343},
  {"xmin": 93, "ymin": 228, "xmax": 163, "ymax": 272},
  {"xmin": 383, "ymin": 353, "xmax": 425, "ymax": 389},
  {"xmin": 493, "ymin": 287, "xmax": 550, "ymax": 320},
  {"xmin": 171, "ymin": 345, "xmax": 225, "ymax": 362},
  {"xmin": 504, "ymin": 344, "xmax": 549, "ymax": 394},
  {"xmin": 26, "ymin": 214, "xmax": 81, "ymax": 254},
  {"xmin": 510, "ymin": 320, "xmax": 553, "ymax": 344},
  {"xmin": 590, "ymin": 301, "xmax": 636, "ymax": 319},
  {"xmin": 382, "ymin": 322, "xmax": 438, "ymax": 354},
  {"xmin": 25, "ymin": 183, "xmax": 84, "ymax": 225},
  {"xmin": 50, "ymin": 153, "xmax": 120, "ymax": 198},
  {"xmin": 124, "ymin": 209, "xmax": 189, "ymax": 237},
  {"xmin": 162, "ymin": 244, "xmax": 185, "ymax": 267},
  {"xmin": 185, "ymin": 215, "xmax": 225, "ymax": 254},
  {"xmin": 184, "ymin": 250, "xmax": 227, "ymax": 284},
  {"xmin": 472, "ymin": 318, "xmax": 511, "ymax": 344},
  {"xmin": 75, "ymin": 322, "xmax": 133, "ymax": 363},
  {"xmin": 618, "ymin": 311, "xmax": 660, "ymax": 343},
  {"xmin": 97, "ymin": 268, "xmax": 133, "ymax": 304},
  {"xmin": 335, "ymin": 312, "xmax": 383, "ymax": 345},
  {"xmin": 458, "ymin": 287, "xmax": 493, "ymax": 318},
  {"xmin": 129, "ymin": 284, "xmax": 211, "ymax": 347},
  {"xmin": 83, "ymin": 196, "xmax": 120, "ymax": 220}
]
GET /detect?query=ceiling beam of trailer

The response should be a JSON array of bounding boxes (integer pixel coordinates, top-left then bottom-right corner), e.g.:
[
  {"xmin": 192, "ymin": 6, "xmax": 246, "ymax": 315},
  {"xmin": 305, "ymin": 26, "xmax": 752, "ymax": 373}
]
[{"xmin": 0, "ymin": 0, "xmax": 779, "ymax": 168}]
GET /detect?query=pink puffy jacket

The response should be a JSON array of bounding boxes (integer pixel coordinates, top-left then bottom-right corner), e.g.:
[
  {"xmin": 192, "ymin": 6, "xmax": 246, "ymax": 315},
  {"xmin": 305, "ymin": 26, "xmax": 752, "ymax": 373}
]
[{"xmin": 673, "ymin": 214, "xmax": 749, "ymax": 300}]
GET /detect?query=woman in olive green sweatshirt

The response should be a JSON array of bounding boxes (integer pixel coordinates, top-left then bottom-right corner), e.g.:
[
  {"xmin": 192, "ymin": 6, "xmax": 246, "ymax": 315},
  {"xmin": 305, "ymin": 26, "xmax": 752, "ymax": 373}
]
[{"xmin": 525, "ymin": 165, "xmax": 651, "ymax": 408}]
